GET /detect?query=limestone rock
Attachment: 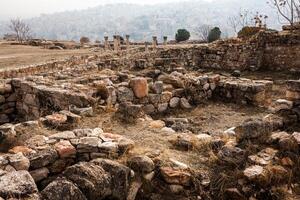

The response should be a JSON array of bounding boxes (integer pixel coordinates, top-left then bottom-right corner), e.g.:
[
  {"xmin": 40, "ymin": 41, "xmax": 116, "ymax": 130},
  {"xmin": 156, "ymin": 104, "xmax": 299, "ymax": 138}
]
[
  {"xmin": 217, "ymin": 146, "xmax": 247, "ymax": 166},
  {"xmin": 27, "ymin": 147, "xmax": 58, "ymax": 169},
  {"xmin": 54, "ymin": 140, "xmax": 76, "ymax": 158},
  {"xmin": 129, "ymin": 77, "xmax": 148, "ymax": 98},
  {"xmin": 180, "ymin": 98, "xmax": 192, "ymax": 109},
  {"xmin": 92, "ymin": 159, "xmax": 131, "ymax": 200},
  {"xmin": 169, "ymin": 97, "xmax": 180, "ymax": 108},
  {"xmin": 30, "ymin": 167, "xmax": 49, "ymax": 182},
  {"xmin": 0, "ymin": 170, "xmax": 38, "ymax": 198},
  {"xmin": 49, "ymin": 131, "xmax": 76, "ymax": 140},
  {"xmin": 127, "ymin": 155, "xmax": 155, "ymax": 174},
  {"xmin": 243, "ymin": 165, "xmax": 269, "ymax": 185},
  {"xmin": 63, "ymin": 162, "xmax": 111, "ymax": 200},
  {"xmin": 77, "ymin": 137, "xmax": 101, "ymax": 153},
  {"xmin": 117, "ymin": 86, "xmax": 134, "ymax": 102},
  {"xmin": 41, "ymin": 178, "xmax": 87, "ymax": 200},
  {"xmin": 8, "ymin": 152, "xmax": 30, "ymax": 171},
  {"xmin": 151, "ymin": 81, "xmax": 164, "ymax": 94},
  {"xmin": 160, "ymin": 167, "xmax": 191, "ymax": 186}
]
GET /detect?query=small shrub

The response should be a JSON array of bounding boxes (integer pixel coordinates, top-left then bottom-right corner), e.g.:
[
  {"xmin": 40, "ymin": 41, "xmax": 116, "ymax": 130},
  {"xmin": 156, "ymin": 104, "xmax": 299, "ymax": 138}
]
[
  {"xmin": 80, "ymin": 36, "xmax": 90, "ymax": 44},
  {"xmin": 175, "ymin": 29, "xmax": 191, "ymax": 42},
  {"xmin": 238, "ymin": 26, "xmax": 261, "ymax": 39},
  {"xmin": 208, "ymin": 27, "xmax": 221, "ymax": 43}
]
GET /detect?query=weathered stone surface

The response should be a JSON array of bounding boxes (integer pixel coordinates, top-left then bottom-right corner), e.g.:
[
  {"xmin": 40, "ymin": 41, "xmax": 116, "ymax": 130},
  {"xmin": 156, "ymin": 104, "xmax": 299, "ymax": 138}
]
[
  {"xmin": 248, "ymin": 148, "xmax": 278, "ymax": 166},
  {"xmin": 117, "ymin": 86, "xmax": 134, "ymax": 102},
  {"xmin": 160, "ymin": 167, "xmax": 191, "ymax": 186},
  {"xmin": 41, "ymin": 178, "xmax": 87, "ymax": 200},
  {"xmin": 63, "ymin": 162, "xmax": 111, "ymax": 200},
  {"xmin": 217, "ymin": 146, "xmax": 247, "ymax": 165},
  {"xmin": 0, "ymin": 170, "xmax": 38, "ymax": 198},
  {"xmin": 115, "ymin": 102, "xmax": 144, "ymax": 123},
  {"xmin": 92, "ymin": 159, "xmax": 131, "ymax": 200},
  {"xmin": 127, "ymin": 155, "xmax": 155, "ymax": 174},
  {"xmin": 129, "ymin": 77, "xmax": 148, "ymax": 98},
  {"xmin": 180, "ymin": 98, "xmax": 192, "ymax": 109},
  {"xmin": 77, "ymin": 137, "xmax": 101, "ymax": 153},
  {"xmin": 70, "ymin": 106, "xmax": 93, "ymax": 117},
  {"xmin": 8, "ymin": 152, "xmax": 30, "ymax": 171},
  {"xmin": 169, "ymin": 97, "xmax": 180, "ymax": 108},
  {"xmin": 30, "ymin": 167, "xmax": 49, "ymax": 182},
  {"xmin": 27, "ymin": 148, "xmax": 58, "ymax": 169},
  {"xmin": 243, "ymin": 165, "xmax": 269, "ymax": 185},
  {"xmin": 150, "ymin": 81, "xmax": 164, "ymax": 94},
  {"xmin": 54, "ymin": 140, "xmax": 76, "ymax": 158},
  {"xmin": 49, "ymin": 131, "xmax": 76, "ymax": 140},
  {"xmin": 235, "ymin": 119, "xmax": 273, "ymax": 142}
]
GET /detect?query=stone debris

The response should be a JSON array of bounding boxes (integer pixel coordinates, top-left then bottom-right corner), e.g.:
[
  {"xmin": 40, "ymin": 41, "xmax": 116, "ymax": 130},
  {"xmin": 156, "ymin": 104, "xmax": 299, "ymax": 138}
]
[{"xmin": 0, "ymin": 28, "xmax": 299, "ymax": 200}]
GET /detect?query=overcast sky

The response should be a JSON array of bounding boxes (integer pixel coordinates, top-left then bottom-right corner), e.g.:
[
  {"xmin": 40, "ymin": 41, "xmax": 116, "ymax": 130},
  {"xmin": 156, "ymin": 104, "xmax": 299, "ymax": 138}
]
[{"xmin": 0, "ymin": 0, "xmax": 213, "ymax": 20}]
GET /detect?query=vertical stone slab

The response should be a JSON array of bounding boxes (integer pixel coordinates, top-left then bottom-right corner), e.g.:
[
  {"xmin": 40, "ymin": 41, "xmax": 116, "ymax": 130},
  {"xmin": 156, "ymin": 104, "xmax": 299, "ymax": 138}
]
[
  {"xmin": 163, "ymin": 36, "xmax": 168, "ymax": 45},
  {"xmin": 125, "ymin": 35, "xmax": 130, "ymax": 49},
  {"xmin": 104, "ymin": 36, "xmax": 109, "ymax": 50},
  {"xmin": 152, "ymin": 36, "xmax": 157, "ymax": 49}
]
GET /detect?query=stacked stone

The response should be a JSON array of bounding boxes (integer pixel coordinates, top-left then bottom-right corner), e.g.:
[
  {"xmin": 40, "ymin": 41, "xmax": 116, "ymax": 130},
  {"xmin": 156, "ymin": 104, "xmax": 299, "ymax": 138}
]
[
  {"xmin": 286, "ymin": 80, "xmax": 300, "ymax": 101},
  {"xmin": 0, "ymin": 81, "xmax": 16, "ymax": 125},
  {"xmin": 114, "ymin": 74, "xmax": 220, "ymax": 119},
  {"xmin": 212, "ymin": 112, "xmax": 300, "ymax": 199},
  {"xmin": 0, "ymin": 157, "xmax": 132, "ymax": 200},
  {"xmin": 0, "ymin": 127, "xmax": 134, "ymax": 188},
  {"xmin": 12, "ymin": 78, "xmax": 96, "ymax": 121},
  {"xmin": 214, "ymin": 78, "xmax": 273, "ymax": 106}
]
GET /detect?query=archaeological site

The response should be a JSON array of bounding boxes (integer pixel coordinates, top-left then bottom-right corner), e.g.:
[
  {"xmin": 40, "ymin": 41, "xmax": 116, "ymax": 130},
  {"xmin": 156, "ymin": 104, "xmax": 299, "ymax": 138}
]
[{"xmin": 0, "ymin": 7, "xmax": 300, "ymax": 200}]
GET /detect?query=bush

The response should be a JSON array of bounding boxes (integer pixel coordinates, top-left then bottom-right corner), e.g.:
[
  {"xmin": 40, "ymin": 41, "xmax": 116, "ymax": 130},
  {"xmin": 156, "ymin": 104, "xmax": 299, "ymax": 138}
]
[
  {"xmin": 238, "ymin": 26, "xmax": 261, "ymax": 39},
  {"xmin": 175, "ymin": 29, "xmax": 190, "ymax": 42},
  {"xmin": 208, "ymin": 27, "xmax": 221, "ymax": 43},
  {"xmin": 80, "ymin": 36, "xmax": 90, "ymax": 44}
]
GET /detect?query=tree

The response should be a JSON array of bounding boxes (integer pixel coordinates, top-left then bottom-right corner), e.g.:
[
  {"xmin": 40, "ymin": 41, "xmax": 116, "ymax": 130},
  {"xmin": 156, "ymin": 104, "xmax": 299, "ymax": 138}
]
[
  {"xmin": 175, "ymin": 29, "xmax": 190, "ymax": 42},
  {"xmin": 8, "ymin": 18, "xmax": 31, "ymax": 43},
  {"xmin": 267, "ymin": 0, "xmax": 300, "ymax": 26},
  {"xmin": 195, "ymin": 24, "xmax": 211, "ymax": 42},
  {"xmin": 80, "ymin": 36, "xmax": 90, "ymax": 44},
  {"xmin": 208, "ymin": 27, "xmax": 222, "ymax": 43},
  {"xmin": 227, "ymin": 9, "xmax": 252, "ymax": 35}
]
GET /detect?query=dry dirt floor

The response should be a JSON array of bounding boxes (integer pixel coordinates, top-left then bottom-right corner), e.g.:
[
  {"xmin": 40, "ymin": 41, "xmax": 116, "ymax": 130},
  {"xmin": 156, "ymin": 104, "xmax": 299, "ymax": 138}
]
[
  {"xmin": 0, "ymin": 41, "xmax": 94, "ymax": 70},
  {"xmin": 78, "ymin": 101, "xmax": 268, "ymax": 170}
]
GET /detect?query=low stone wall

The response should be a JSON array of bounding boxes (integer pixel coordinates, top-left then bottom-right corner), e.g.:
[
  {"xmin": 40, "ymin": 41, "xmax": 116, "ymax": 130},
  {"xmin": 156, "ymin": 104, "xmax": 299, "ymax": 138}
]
[
  {"xmin": 214, "ymin": 78, "xmax": 273, "ymax": 106},
  {"xmin": 12, "ymin": 78, "xmax": 96, "ymax": 121},
  {"xmin": 0, "ymin": 81, "xmax": 17, "ymax": 124}
]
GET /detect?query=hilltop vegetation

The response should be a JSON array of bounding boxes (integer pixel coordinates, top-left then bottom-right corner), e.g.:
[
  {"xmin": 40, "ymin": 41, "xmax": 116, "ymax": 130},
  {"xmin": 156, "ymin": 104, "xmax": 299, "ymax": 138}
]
[{"xmin": 0, "ymin": 0, "xmax": 280, "ymax": 41}]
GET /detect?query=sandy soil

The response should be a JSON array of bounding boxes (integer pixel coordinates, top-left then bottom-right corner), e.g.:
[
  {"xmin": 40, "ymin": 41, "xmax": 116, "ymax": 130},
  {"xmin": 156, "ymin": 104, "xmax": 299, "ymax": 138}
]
[{"xmin": 0, "ymin": 41, "xmax": 94, "ymax": 70}]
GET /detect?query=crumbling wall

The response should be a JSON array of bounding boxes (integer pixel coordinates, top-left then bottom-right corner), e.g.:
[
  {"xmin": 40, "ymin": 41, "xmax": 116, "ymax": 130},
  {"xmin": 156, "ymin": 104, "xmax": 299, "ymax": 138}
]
[
  {"xmin": 0, "ymin": 81, "xmax": 17, "ymax": 124},
  {"xmin": 12, "ymin": 79, "xmax": 96, "ymax": 121}
]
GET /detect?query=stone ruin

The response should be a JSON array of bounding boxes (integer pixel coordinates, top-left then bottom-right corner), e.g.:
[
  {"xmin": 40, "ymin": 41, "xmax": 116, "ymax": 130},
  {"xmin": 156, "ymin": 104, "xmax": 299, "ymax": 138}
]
[{"xmin": 0, "ymin": 29, "xmax": 299, "ymax": 200}]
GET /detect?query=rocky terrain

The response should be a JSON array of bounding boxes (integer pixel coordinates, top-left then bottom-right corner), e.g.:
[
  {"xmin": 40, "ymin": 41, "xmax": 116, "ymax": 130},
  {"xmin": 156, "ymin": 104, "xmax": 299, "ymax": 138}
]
[{"xmin": 0, "ymin": 27, "xmax": 299, "ymax": 200}]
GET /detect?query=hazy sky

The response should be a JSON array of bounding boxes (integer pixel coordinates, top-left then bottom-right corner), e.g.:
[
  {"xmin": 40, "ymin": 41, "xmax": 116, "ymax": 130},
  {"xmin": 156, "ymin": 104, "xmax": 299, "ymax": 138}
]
[{"xmin": 1, "ymin": 0, "xmax": 211, "ymax": 20}]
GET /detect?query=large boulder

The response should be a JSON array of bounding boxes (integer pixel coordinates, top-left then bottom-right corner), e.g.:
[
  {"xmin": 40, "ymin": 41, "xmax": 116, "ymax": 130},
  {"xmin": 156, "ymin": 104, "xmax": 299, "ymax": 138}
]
[
  {"xmin": 63, "ymin": 162, "xmax": 111, "ymax": 200},
  {"xmin": 91, "ymin": 159, "xmax": 131, "ymax": 200},
  {"xmin": 41, "ymin": 178, "xmax": 87, "ymax": 200},
  {"xmin": 0, "ymin": 170, "xmax": 38, "ymax": 198}
]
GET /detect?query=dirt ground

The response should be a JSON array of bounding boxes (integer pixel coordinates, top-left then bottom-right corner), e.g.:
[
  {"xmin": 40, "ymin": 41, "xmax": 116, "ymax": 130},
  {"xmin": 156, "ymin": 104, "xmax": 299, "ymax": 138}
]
[
  {"xmin": 77, "ymin": 101, "xmax": 268, "ymax": 170},
  {"xmin": 0, "ymin": 41, "xmax": 94, "ymax": 70}
]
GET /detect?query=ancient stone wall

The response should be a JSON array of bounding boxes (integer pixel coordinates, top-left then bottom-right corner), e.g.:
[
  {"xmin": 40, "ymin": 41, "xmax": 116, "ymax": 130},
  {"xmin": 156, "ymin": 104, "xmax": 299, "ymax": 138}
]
[{"xmin": 0, "ymin": 81, "xmax": 17, "ymax": 124}]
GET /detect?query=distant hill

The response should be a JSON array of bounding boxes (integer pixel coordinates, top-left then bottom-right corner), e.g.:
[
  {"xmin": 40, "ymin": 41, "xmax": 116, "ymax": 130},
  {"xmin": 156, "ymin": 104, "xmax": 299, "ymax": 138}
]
[{"xmin": 0, "ymin": 0, "xmax": 282, "ymax": 42}]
